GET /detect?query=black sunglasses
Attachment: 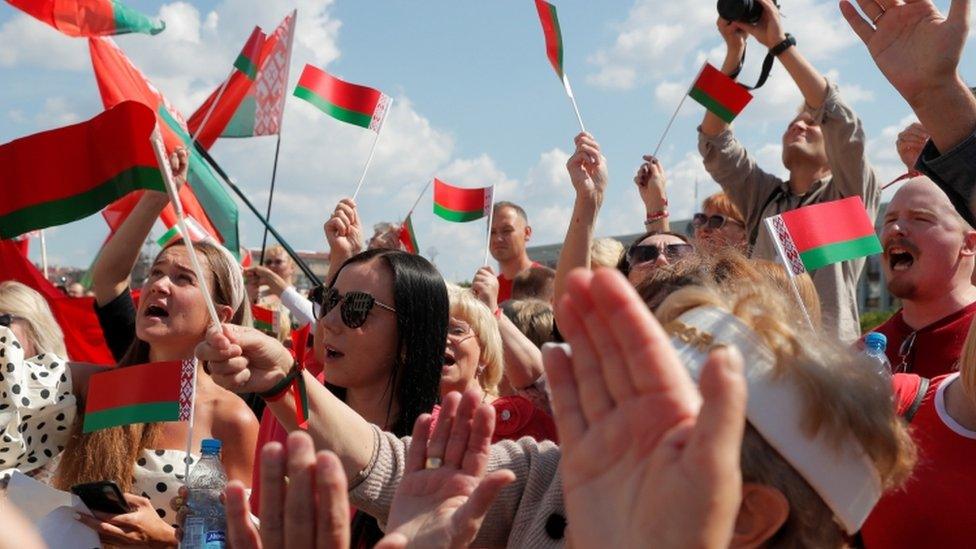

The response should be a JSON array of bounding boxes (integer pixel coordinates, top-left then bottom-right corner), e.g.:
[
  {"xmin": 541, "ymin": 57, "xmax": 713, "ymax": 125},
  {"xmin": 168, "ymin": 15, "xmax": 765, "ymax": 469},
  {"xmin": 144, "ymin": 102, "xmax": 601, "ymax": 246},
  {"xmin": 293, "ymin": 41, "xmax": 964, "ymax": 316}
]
[
  {"xmin": 896, "ymin": 331, "xmax": 917, "ymax": 373},
  {"xmin": 309, "ymin": 286, "xmax": 396, "ymax": 329},
  {"xmin": 627, "ymin": 243, "xmax": 694, "ymax": 265},
  {"xmin": 0, "ymin": 313, "xmax": 21, "ymax": 327},
  {"xmin": 692, "ymin": 213, "xmax": 744, "ymax": 230}
]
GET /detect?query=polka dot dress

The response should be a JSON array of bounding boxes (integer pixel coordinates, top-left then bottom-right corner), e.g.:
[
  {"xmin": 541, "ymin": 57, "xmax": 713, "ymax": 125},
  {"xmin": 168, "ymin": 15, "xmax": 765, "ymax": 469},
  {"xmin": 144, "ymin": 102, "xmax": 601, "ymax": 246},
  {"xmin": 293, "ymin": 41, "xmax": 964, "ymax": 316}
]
[
  {"xmin": 132, "ymin": 448, "xmax": 199, "ymax": 528},
  {"xmin": 0, "ymin": 327, "xmax": 75, "ymax": 485}
]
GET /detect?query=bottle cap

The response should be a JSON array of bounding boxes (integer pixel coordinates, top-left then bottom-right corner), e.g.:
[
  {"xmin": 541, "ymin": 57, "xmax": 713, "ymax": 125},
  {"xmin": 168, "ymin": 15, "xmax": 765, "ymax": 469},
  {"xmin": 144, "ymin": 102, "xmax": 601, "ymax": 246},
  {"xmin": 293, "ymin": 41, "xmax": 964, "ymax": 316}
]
[
  {"xmin": 865, "ymin": 332, "xmax": 887, "ymax": 350},
  {"xmin": 201, "ymin": 438, "xmax": 222, "ymax": 455}
]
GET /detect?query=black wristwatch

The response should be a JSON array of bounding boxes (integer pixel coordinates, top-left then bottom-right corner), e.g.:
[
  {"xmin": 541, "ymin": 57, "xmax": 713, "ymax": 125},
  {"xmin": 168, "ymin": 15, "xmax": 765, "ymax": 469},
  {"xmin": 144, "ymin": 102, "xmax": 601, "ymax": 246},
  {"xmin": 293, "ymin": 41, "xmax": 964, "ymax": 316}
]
[{"xmin": 770, "ymin": 34, "xmax": 796, "ymax": 57}]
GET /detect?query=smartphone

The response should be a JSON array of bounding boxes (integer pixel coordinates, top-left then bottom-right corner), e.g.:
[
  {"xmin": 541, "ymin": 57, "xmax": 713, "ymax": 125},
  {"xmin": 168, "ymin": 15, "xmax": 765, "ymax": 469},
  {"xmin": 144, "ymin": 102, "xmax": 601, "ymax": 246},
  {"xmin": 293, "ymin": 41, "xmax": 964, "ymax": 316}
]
[{"xmin": 71, "ymin": 480, "xmax": 131, "ymax": 514}]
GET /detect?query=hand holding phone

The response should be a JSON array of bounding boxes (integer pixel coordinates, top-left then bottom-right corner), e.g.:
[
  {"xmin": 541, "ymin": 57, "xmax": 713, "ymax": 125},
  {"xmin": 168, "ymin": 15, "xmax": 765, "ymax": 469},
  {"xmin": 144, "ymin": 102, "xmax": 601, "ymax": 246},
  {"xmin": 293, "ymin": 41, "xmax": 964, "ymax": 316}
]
[{"xmin": 71, "ymin": 480, "xmax": 131, "ymax": 514}]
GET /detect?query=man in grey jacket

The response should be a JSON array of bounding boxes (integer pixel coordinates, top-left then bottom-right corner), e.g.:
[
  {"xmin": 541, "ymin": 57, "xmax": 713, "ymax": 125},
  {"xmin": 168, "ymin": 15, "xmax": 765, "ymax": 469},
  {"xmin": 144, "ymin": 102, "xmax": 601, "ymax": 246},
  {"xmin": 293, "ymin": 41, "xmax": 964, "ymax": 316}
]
[{"xmin": 699, "ymin": 0, "xmax": 879, "ymax": 342}]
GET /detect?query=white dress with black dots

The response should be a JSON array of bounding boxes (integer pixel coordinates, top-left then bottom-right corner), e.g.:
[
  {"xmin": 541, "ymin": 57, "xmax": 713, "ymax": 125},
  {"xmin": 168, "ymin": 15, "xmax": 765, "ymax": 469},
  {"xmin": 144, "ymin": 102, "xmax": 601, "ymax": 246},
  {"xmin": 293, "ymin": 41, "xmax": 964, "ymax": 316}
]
[
  {"xmin": 132, "ymin": 448, "xmax": 199, "ymax": 528},
  {"xmin": 0, "ymin": 326, "xmax": 76, "ymax": 485}
]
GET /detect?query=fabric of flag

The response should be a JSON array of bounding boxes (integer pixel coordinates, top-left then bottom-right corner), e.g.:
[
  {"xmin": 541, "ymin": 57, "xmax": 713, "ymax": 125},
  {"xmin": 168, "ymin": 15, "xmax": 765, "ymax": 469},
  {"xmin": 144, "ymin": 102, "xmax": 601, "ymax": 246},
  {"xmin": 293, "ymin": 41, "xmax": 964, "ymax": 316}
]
[
  {"xmin": 767, "ymin": 196, "xmax": 882, "ymax": 275},
  {"xmin": 433, "ymin": 178, "xmax": 493, "ymax": 223},
  {"xmin": 252, "ymin": 304, "xmax": 276, "ymax": 333},
  {"xmin": 689, "ymin": 63, "xmax": 753, "ymax": 124},
  {"xmin": 6, "ymin": 0, "xmax": 164, "ymax": 37},
  {"xmin": 233, "ymin": 26, "xmax": 265, "ymax": 80},
  {"xmin": 398, "ymin": 214, "xmax": 419, "ymax": 254},
  {"xmin": 191, "ymin": 11, "xmax": 296, "ymax": 144},
  {"xmin": 294, "ymin": 65, "xmax": 391, "ymax": 133},
  {"xmin": 83, "ymin": 360, "xmax": 196, "ymax": 432},
  {"xmin": 535, "ymin": 0, "xmax": 564, "ymax": 78},
  {"xmin": 0, "ymin": 101, "xmax": 164, "ymax": 239},
  {"xmin": 155, "ymin": 216, "xmax": 211, "ymax": 247},
  {"xmin": 89, "ymin": 36, "xmax": 240, "ymax": 255}
]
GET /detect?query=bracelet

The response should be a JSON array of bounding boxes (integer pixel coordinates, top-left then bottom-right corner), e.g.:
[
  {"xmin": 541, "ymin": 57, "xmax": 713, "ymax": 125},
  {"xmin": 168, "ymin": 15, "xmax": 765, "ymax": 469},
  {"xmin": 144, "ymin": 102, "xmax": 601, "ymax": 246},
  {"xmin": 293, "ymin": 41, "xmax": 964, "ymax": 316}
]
[
  {"xmin": 493, "ymin": 307, "xmax": 503, "ymax": 319},
  {"xmin": 770, "ymin": 34, "xmax": 795, "ymax": 57},
  {"xmin": 259, "ymin": 362, "xmax": 301, "ymax": 400},
  {"xmin": 260, "ymin": 361, "xmax": 310, "ymax": 429},
  {"xmin": 645, "ymin": 210, "xmax": 669, "ymax": 224}
]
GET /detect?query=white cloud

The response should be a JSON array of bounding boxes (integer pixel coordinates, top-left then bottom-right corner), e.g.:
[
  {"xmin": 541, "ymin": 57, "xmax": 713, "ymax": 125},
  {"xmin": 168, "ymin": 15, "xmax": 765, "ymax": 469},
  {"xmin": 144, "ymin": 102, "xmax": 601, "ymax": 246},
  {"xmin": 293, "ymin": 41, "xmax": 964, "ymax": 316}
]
[
  {"xmin": 158, "ymin": 2, "xmax": 203, "ymax": 44},
  {"xmin": 0, "ymin": 14, "xmax": 88, "ymax": 70}
]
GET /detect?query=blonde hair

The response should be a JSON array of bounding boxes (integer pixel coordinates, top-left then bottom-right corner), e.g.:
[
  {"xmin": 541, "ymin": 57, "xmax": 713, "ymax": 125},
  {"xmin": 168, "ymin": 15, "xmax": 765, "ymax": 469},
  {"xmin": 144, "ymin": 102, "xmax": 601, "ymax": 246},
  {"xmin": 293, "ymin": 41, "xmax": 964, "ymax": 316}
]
[
  {"xmin": 446, "ymin": 285, "xmax": 503, "ymax": 396},
  {"xmin": 501, "ymin": 299, "xmax": 555, "ymax": 348},
  {"xmin": 56, "ymin": 240, "xmax": 251, "ymax": 492},
  {"xmin": 751, "ymin": 259, "xmax": 822, "ymax": 330},
  {"xmin": 656, "ymin": 283, "xmax": 916, "ymax": 547},
  {"xmin": 590, "ymin": 238, "xmax": 625, "ymax": 270},
  {"xmin": 0, "ymin": 281, "xmax": 68, "ymax": 358}
]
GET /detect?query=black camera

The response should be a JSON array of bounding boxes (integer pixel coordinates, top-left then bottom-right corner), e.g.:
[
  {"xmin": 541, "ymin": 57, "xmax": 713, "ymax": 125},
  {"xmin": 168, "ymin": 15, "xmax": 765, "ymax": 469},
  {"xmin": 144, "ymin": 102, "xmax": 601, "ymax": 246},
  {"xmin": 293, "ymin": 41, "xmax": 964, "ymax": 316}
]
[{"xmin": 717, "ymin": 0, "xmax": 764, "ymax": 24}]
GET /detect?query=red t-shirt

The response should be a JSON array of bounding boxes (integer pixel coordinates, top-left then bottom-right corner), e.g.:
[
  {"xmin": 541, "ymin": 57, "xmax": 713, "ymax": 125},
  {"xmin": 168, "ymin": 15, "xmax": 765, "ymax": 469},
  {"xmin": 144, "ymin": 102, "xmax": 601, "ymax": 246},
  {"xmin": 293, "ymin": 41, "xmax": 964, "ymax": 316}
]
[
  {"xmin": 871, "ymin": 302, "xmax": 976, "ymax": 378},
  {"xmin": 861, "ymin": 373, "xmax": 976, "ymax": 547},
  {"xmin": 497, "ymin": 261, "xmax": 542, "ymax": 303},
  {"xmin": 432, "ymin": 395, "xmax": 557, "ymax": 444}
]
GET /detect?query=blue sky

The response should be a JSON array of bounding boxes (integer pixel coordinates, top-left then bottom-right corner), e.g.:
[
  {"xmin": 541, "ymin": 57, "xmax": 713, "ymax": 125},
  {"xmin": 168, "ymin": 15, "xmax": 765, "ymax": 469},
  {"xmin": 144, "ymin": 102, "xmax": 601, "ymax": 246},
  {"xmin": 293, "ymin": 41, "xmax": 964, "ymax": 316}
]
[{"xmin": 2, "ymin": 0, "xmax": 973, "ymax": 282}]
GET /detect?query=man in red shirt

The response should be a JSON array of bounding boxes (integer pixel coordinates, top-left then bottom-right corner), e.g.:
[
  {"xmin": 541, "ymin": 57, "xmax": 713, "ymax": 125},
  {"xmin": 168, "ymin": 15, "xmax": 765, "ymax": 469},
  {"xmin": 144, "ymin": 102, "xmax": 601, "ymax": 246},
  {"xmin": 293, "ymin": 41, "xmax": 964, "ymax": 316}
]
[
  {"xmin": 490, "ymin": 201, "xmax": 539, "ymax": 303},
  {"xmin": 873, "ymin": 177, "xmax": 976, "ymax": 378}
]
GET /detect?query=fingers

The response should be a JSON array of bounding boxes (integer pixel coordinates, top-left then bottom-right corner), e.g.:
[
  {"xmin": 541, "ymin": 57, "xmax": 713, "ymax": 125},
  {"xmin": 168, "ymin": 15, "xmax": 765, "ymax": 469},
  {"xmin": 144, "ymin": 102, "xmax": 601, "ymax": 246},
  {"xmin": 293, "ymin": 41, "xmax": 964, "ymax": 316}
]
[
  {"xmin": 426, "ymin": 391, "xmax": 460, "ymax": 465},
  {"xmin": 374, "ymin": 533, "xmax": 409, "ymax": 549},
  {"xmin": 460, "ymin": 399, "xmax": 496, "ymax": 478},
  {"xmin": 452, "ymin": 470, "xmax": 517, "ymax": 544},
  {"xmin": 315, "ymin": 450, "xmax": 350, "ymax": 549},
  {"xmin": 948, "ymin": 0, "xmax": 971, "ymax": 27},
  {"xmin": 444, "ymin": 389, "xmax": 479, "ymax": 469},
  {"xmin": 259, "ymin": 441, "xmax": 286, "ymax": 549},
  {"xmin": 225, "ymin": 481, "xmax": 261, "ymax": 549},
  {"xmin": 839, "ymin": 0, "xmax": 875, "ymax": 44},
  {"xmin": 405, "ymin": 414, "xmax": 434, "ymax": 473},
  {"xmin": 686, "ymin": 346, "xmax": 747, "ymax": 482},
  {"xmin": 284, "ymin": 432, "xmax": 317, "ymax": 549},
  {"xmin": 542, "ymin": 343, "xmax": 586, "ymax": 446}
]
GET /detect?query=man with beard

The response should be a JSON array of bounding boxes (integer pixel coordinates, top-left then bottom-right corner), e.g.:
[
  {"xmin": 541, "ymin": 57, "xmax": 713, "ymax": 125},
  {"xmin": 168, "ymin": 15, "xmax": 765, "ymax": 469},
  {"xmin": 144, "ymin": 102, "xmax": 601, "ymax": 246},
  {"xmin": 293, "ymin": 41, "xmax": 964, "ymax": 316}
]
[
  {"xmin": 698, "ymin": 3, "xmax": 879, "ymax": 342},
  {"xmin": 872, "ymin": 178, "xmax": 976, "ymax": 378},
  {"xmin": 490, "ymin": 201, "xmax": 540, "ymax": 303}
]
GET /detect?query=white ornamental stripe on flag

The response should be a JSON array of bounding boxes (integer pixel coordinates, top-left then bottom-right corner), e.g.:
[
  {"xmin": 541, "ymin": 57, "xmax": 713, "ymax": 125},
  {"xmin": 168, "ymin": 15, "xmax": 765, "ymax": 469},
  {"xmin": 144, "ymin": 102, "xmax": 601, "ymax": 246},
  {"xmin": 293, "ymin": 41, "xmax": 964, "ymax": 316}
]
[
  {"xmin": 178, "ymin": 359, "xmax": 195, "ymax": 421},
  {"xmin": 769, "ymin": 215, "xmax": 806, "ymax": 276},
  {"xmin": 254, "ymin": 11, "xmax": 295, "ymax": 136},
  {"xmin": 368, "ymin": 94, "xmax": 392, "ymax": 133},
  {"xmin": 483, "ymin": 187, "xmax": 495, "ymax": 217}
]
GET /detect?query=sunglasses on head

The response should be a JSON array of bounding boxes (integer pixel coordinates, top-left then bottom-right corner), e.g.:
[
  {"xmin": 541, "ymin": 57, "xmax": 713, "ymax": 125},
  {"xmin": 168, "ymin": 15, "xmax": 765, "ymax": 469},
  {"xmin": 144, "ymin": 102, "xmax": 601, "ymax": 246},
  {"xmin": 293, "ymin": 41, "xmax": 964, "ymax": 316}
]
[
  {"xmin": 692, "ymin": 213, "xmax": 743, "ymax": 230},
  {"xmin": 627, "ymin": 243, "xmax": 694, "ymax": 265},
  {"xmin": 309, "ymin": 285, "xmax": 397, "ymax": 329},
  {"xmin": 0, "ymin": 313, "xmax": 20, "ymax": 328},
  {"xmin": 264, "ymin": 258, "xmax": 286, "ymax": 266}
]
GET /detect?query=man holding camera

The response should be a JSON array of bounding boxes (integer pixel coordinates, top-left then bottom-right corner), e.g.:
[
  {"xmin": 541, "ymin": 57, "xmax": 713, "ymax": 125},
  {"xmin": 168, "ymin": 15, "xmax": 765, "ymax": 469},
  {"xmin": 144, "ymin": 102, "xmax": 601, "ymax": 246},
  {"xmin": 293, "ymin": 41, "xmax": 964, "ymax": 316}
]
[{"xmin": 699, "ymin": 0, "xmax": 879, "ymax": 342}]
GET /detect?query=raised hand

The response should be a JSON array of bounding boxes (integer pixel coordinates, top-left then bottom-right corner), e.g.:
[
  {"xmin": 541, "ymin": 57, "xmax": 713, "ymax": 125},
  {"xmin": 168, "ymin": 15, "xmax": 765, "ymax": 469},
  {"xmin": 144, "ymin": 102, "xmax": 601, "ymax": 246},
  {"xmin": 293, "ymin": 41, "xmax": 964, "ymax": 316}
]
[
  {"xmin": 896, "ymin": 122, "xmax": 929, "ymax": 171},
  {"xmin": 717, "ymin": 16, "xmax": 747, "ymax": 54},
  {"xmin": 245, "ymin": 265, "xmax": 289, "ymax": 297},
  {"xmin": 168, "ymin": 147, "xmax": 189, "ymax": 189},
  {"xmin": 376, "ymin": 390, "xmax": 515, "ymax": 549},
  {"xmin": 471, "ymin": 266, "xmax": 500, "ymax": 312},
  {"xmin": 566, "ymin": 132, "xmax": 609, "ymax": 202},
  {"xmin": 728, "ymin": 0, "xmax": 787, "ymax": 48},
  {"xmin": 195, "ymin": 323, "xmax": 293, "ymax": 394},
  {"xmin": 633, "ymin": 155, "xmax": 668, "ymax": 217},
  {"xmin": 546, "ymin": 268, "xmax": 747, "ymax": 548},
  {"xmin": 324, "ymin": 198, "xmax": 364, "ymax": 265},
  {"xmin": 224, "ymin": 431, "xmax": 351, "ymax": 549}
]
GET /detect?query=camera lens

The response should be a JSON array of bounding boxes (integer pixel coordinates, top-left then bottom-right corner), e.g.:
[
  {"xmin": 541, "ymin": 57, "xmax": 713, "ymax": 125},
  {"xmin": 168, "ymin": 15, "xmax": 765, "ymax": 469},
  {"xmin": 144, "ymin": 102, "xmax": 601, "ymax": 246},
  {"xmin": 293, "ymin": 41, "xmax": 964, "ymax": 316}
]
[{"xmin": 717, "ymin": 0, "xmax": 763, "ymax": 24}]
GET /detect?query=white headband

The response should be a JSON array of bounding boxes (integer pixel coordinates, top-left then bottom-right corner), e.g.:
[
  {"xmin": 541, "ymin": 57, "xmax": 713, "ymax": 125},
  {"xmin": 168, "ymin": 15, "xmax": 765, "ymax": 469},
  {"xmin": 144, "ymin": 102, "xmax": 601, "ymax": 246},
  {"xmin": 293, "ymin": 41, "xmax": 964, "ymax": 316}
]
[
  {"xmin": 665, "ymin": 306, "xmax": 882, "ymax": 534},
  {"xmin": 215, "ymin": 243, "xmax": 246, "ymax": 313}
]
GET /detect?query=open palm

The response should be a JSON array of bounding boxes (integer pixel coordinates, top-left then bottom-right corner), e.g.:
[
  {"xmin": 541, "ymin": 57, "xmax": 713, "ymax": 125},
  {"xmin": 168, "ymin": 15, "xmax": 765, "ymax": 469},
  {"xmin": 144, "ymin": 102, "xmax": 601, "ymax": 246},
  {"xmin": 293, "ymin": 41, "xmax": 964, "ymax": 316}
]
[{"xmin": 547, "ymin": 269, "xmax": 746, "ymax": 548}]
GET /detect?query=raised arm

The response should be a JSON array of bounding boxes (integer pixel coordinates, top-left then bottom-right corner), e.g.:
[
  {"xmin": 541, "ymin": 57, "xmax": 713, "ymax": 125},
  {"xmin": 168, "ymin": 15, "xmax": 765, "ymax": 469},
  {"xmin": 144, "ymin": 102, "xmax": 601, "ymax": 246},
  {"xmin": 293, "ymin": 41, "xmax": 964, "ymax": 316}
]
[
  {"xmin": 553, "ymin": 132, "xmax": 608, "ymax": 302},
  {"xmin": 324, "ymin": 198, "xmax": 364, "ymax": 281},
  {"xmin": 701, "ymin": 18, "xmax": 748, "ymax": 137},
  {"xmin": 634, "ymin": 155, "xmax": 670, "ymax": 233}
]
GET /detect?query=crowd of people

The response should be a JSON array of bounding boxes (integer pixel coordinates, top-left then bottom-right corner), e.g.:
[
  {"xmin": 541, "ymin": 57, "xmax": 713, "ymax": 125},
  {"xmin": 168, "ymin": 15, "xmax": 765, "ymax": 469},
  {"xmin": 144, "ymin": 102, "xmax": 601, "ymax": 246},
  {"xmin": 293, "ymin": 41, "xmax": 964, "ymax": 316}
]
[{"xmin": 2, "ymin": 0, "xmax": 976, "ymax": 547}]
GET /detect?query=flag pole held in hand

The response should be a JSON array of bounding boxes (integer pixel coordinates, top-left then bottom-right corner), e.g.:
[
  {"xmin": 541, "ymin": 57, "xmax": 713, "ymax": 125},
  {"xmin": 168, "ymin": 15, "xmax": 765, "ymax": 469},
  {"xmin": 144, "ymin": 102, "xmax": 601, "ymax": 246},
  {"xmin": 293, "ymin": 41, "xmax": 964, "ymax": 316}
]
[{"xmin": 536, "ymin": 0, "xmax": 586, "ymax": 133}]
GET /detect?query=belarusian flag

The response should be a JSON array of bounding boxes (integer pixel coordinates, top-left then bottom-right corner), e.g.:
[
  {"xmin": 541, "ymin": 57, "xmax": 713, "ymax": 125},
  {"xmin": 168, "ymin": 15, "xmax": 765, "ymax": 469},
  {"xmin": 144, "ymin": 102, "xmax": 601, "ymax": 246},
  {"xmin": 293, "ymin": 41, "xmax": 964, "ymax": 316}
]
[
  {"xmin": 689, "ymin": 63, "xmax": 753, "ymax": 123},
  {"xmin": 0, "ymin": 101, "xmax": 164, "ymax": 239},
  {"xmin": 90, "ymin": 37, "xmax": 240, "ymax": 255},
  {"xmin": 766, "ymin": 196, "xmax": 882, "ymax": 275},
  {"xmin": 535, "ymin": 0, "xmax": 564, "ymax": 79},
  {"xmin": 233, "ymin": 26, "xmax": 265, "ymax": 80},
  {"xmin": 6, "ymin": 0, "xmax": 165, "ymax": 37},
  {"xmin": 190, "ymin": 11, "xmax": 296, "ymax": 145},
  {"xmin": 252, "ymin": 304, "xmax": 276, "ymax": 333},
  {"xmin": 294, "ymin": 65, "xmax": 391, "ymax": 133},
  {"xmin": 433, "ymin": 178, "xmax": 493, "ymax": 223},
  {"xmin": 156, "ymin": 216, "xmax": 211, "ymax": 247},
  {"xmin": 398, "ymin": 214, "xmax": 419, "ymax": 254},
  {"xmin": 83, "ymin": 359, "xmax": 196, "ymax": 432}
]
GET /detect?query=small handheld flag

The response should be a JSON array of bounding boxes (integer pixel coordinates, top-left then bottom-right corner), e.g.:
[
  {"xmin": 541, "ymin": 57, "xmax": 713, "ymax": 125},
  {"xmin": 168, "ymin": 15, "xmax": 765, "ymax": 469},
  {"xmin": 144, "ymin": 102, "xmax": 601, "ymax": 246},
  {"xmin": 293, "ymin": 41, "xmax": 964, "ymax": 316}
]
[
  {"xmin": 433, "ymin": 178, "xmax": 493, "ymax": 223},
  {"xmin": 156, "ymin": 216, "xmax": 211, "ymax": 247},
  {"xmin": 689, "ymin": 63, "xmax": 754, "ymax": 123},
  {"xmin": 83, "ymin": 360, "xmax": 195, "ymax": 432},
  {"xmin": 398, "ymin": 214, "xmax": 419, "ymax": 254},
  {"xmin": 252, "ymin": 304, "xmax": 277, "ymax": 334},
  {"xmin": 7, "ymin": 0, "xmax": 165, "ymax": 37},
  {"xmin": 534, "ymin": 0, "xmax": 585, "ymax": 132}
]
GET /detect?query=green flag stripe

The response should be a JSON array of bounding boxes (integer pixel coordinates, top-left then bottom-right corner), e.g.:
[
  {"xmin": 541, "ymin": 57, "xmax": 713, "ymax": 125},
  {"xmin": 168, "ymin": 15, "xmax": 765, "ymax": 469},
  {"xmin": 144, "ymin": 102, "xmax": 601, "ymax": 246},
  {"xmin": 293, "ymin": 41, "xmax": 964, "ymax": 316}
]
[
  {"xmin": 799, "ymin": 235, "xmax": 882, "ymax": 271},
  {"xmin": 234, "ymin": 54, "xmax": 259, "ymax": 80},
  {"xmin": 689, "ymin": 88, "xmax": 737, "ymax": 123},
  {"xmin": 157, "ymin": 225, "xmax": 180, "ymax": 246},
  {"xmin": 434, "ymin": 204, "xmax": 485, "ymax": 223},
  {"xmin": 221, "ymin": 96, "xmax": 258, "ymax": 137},
  {"xmin": 549, "ymin": 4, "xmax": 563, "ymax": 74},
  {"xmin": 83, "ymin": 401, "xmax": 180, "ymax": 432},
  {"xmin": 294, "ymin": 86, "xmax": 373, "ymax": 129},
  {"xmin": 111, "ymin": 0, "xmax": 165, "ymax": 35},
  {"xmin": 254, "ymin": 319, "xmax": 274, "ymax": 332},
  {"xmin": 0, "ymin": 166, "xmax": 163, "ymax": 239}
]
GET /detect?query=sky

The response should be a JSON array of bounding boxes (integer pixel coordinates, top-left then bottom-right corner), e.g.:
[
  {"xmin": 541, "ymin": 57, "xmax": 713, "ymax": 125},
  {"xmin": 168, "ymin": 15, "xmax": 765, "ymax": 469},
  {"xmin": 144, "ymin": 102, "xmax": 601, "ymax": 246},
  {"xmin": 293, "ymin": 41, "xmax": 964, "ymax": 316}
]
[{"xmin": 2, "ymin": 0, "xmax": 974, "ymax": 283}]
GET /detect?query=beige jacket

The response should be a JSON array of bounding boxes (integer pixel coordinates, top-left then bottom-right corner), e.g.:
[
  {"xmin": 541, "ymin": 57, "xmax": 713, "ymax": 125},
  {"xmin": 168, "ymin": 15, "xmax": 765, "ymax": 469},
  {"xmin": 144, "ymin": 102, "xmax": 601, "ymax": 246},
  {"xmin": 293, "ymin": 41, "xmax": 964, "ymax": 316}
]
[
  {"xmin": 350, "ymin": 425, "xmax": 566, "ymax": 548},
  {"xmin": 698, "ymin": 81, "xmax": 880, "ymax": 343}
]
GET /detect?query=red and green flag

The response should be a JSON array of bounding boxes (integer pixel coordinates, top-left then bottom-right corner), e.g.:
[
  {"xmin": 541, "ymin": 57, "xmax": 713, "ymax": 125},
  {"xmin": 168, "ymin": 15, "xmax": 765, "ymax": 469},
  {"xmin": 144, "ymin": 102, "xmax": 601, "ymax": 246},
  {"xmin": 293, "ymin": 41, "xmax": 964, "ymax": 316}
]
[
  {"xmin": 83, "ymin": 359, "xmax": 195, "ymax": 432},
  {"xmin": 90, "ymin": 36, "xmax": 240, "ymax": 255},
  {"xmin": 156, "ymin": 216, "xmax": 211, "ymax": 247},
  {"xmin": 398, "ymin": 214, "xmax": 419, "ymax": 254},
  {"xmin": 766, "ymin": 196, "xmax": 882, "ymax": 275},
  {"xmin": 535, "ymin": 0, "xmax": 564, "ymax": 80},
  {"xmin": 189, "ymin": 11, "xmax": 296, "ymax": 146},
  {"xmin": 689, "ymin": 62, "xmax": 753, "ymax": 124},
  {"xmin": 252, "ymin": 304, "xmax": 276, "ymax": 333},
  {"xmin": 6, "ymin": 0, "xmax": 164, "ymax": 37},
  {"xmin": 433, "ymin": 178, "xmax": 493, "ymax": 223},
  {"xmin": 0, "ymin": 101, "xmax": 164, "ymax": 239},
  {"xmin": 294, "ymin": 65, "xmax": 391, "ymax": 133},
  {"xmin": 233, "ymin": 26, "xmax": 265, "ymax": 80}
]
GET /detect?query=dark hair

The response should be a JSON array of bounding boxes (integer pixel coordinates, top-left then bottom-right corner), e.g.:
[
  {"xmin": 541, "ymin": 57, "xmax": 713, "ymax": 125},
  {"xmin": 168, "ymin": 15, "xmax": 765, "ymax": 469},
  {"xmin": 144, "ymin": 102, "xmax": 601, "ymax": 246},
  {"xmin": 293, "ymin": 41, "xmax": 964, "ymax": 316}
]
[
  {"xmin": 616, "ymin": 230, "xmax": 693, "ymax": 277},
  {"xmin": 328, "ymin": 249, "xmax": 448, "ymax": 547},
  {"xmin": 493, "ymin": 201, "xmax": 529, "ymax": 224},
  {"xmin": 511, "ymin": 265, "xmax": 556, "ymax": 302}
]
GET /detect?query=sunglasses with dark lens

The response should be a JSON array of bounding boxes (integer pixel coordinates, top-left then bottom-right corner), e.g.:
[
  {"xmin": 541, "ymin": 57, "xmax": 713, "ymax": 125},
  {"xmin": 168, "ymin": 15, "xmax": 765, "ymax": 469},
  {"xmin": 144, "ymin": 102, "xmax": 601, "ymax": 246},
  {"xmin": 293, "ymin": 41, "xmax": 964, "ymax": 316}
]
[
  {"xmin": 896, "ymin": 331, "xmax": 917, "ymax": 373},
  {"xmin": 0, "ymin": 313, "xmax": 17, "ymax": 327},
  {"xmin": 692, "ymin": 213, "xmax": 743, "ymax": 230},
  {"xmin": 310, "ymin": 286, "xmax": 397, "ymax": 329},
  {"xmin": 627, "ymin": 243, "xmax": 694, "ymax": 265}
]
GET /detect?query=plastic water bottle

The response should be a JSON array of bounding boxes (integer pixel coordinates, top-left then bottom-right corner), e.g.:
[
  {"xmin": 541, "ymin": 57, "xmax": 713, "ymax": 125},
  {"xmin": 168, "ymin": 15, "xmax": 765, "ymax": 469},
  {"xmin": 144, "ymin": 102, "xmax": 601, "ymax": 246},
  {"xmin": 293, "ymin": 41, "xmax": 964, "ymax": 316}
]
[
  {"xmin": 864, "ymin": 332, "xmax": 892, "ymax": 378},
  {"xmin": 181, "ymin": 439, "xmax": 227, "ymax": 549}
]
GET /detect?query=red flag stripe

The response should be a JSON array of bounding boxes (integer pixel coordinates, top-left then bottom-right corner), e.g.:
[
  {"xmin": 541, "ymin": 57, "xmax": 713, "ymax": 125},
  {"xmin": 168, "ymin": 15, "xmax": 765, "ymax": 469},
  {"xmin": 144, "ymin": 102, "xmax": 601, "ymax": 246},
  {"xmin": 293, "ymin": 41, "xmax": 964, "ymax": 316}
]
[
  {"xmin": 85, "ymin": 361, "xmax": 184, "ymax": 413},
  {"xmin": 295, "ymin": 66, "xmax": 383, "ymax": 117},
  {"xmin": 535, "ymin": 0, "xmax": 563, "ymax": 76},
  {"xmin": 780, "ymin": 197, "xmax": 877, "ymax": 252},
  {"xmin": 433, "ymin": 178, "xmax": 490, "ymax": 212},
  {"xmin": 693, "ymin": 64, "xmax": 752, "ymax": 114}
]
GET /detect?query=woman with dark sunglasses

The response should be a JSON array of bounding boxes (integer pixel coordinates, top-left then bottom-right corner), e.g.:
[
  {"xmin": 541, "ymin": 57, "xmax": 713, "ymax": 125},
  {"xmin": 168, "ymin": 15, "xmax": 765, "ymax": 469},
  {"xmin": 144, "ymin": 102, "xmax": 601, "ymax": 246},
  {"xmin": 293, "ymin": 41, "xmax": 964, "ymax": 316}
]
[
  {"xmin": 245, "ymin": 248, "xmax": 448, "ymax": 548},
  {"xmin": 691, "ymin": 192, "xmax": 747, "ymax": 253},
  {"xmin": 617, "ymin": 231, "xmax": 695, "ymax": 286}
]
